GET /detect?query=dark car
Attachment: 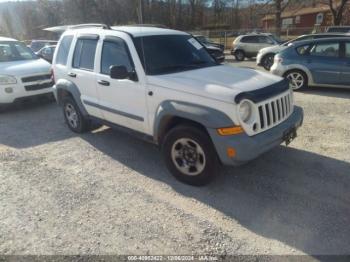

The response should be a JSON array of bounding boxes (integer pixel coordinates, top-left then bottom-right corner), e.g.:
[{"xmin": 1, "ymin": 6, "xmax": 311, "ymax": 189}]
[
  {"xmin": 194, "ymin": 35, "xmax": 225, "ymax": 63},
  {"xmin": 195, "ymin": 35, "xmax": 225, "ymax": 51},
  {"xmin": 327, "ymin": 26, "xmax": 350, "ymax": 33},
  {"xmin": 36, "ymin": 45, "xmax": 56, "ymax": 63},
  {"xmin": 30, "ymin": 40, "xmax": 58, "ymax": 52}
]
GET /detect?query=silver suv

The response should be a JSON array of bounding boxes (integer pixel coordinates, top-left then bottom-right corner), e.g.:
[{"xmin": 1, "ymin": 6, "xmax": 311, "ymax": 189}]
[{"xmin": 231, "ymin": 33, "xmax": 282, "ymax": 61}]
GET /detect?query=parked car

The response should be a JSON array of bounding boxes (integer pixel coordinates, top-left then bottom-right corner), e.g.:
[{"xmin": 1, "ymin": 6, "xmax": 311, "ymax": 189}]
[
  {"xmin": 257, "ymin": 33, "xmax": 349, "ymax": 71},
  {"xmin": 0, "ymin": 37, "xmax": 53, "ymax": 108},
  {"xmin": 326, "ymin": 26, "xmax": 350, "ymax": 33},
  {"xmin": 194, "ymin": 35, "xmax": 225, "ymax": 63},
  {"xmin": 29, "ymin": 40, "xmax": 58, "ymax": 52},
  {"xmin": 271, "ymin": 38, "xmax": 350, "ymax": 90},
  {"xmin": 36, "ymin": 45, "xmax": 56, "ymax": 63},
  {"xmin": 231, "ymin": 33, "xmax": 283, "ymax": 61},
  {"xmin": 194, "ymin": 35, "xmax": 225, "ymax": 51},
  {"xmin": 52, "ymin": 26, "xmax": 303, "ymax": 186}
]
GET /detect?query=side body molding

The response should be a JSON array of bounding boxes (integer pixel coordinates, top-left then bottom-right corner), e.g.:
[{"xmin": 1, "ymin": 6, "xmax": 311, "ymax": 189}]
[
  {"xmin": 54, "ymin": 79, "xmax": 88, "ymax": 117},
  {"xmin": 153, "ymin": 100, "xmax": 235, "ymax": 143}
]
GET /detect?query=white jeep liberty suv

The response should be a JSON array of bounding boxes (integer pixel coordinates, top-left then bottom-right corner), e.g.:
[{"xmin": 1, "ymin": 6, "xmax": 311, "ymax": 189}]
[{"xmin": 52, "ymin": 25, "xmax": 304, "ymax": 186}]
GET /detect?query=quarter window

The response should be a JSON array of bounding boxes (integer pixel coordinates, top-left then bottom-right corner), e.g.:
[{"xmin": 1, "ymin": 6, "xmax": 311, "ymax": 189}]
[
  {"xmin": 73, "ymin": 38, "xmax": 98, "ymax": 70},
  {"xmin": 56, "ymin": 35, "xmax": 73, "ymax": 65},
  {"xmin": 296, "ymin": 44, "xmax": 311, "ymax": 55},
  {"xmin": 101, "ymin": 38, "xmax": 133, "ymax": 75},
  {"xmin": 310, "ymin": 42, "xmax": 339, "ymax": 58}
]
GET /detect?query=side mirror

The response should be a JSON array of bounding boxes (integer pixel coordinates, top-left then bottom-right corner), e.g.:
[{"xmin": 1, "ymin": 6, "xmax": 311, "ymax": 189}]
[{"xmin": 110, "ymin": 65, "xmax": 129, "ymax": 80}]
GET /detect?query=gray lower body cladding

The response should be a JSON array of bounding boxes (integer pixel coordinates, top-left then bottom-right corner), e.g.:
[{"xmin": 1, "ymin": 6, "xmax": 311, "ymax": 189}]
[{"xmin": 208, "ymin": 106, "xmax": 304, "ymax": 166}]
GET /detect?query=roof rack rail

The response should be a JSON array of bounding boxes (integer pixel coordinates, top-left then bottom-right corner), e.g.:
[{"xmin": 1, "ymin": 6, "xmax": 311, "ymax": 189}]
[{"xmin": 44, "ymin": 23, "xmax": 111, "ymax": 33}]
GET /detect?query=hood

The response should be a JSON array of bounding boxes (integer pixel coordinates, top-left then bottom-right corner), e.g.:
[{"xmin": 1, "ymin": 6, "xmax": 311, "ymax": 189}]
[
  {"xmin": 148, "ymin": 65, "xmax": 283, "ymax": 103},
  {"xmin": 0, "ymin": 59, "xmax": 51, "ymax": 77},
  {"xmin": 260, "ymin": 44, "xmax": 288, "ymax": 54}
]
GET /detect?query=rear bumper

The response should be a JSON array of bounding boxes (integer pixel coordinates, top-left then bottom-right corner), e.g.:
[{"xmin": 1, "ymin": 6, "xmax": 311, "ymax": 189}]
[{"xmin": 208, "ymin": 106, "xmax": 304, "ymax": 166}]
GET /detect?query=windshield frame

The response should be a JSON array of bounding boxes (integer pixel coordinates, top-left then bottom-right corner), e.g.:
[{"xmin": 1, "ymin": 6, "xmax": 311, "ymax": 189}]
[
  {"xmin": 0, "ymin": 41, "xmax": 38, "ymax": 62},
  {"xmin": 133, "ymin": 34, "xmax": 219, "ymax": 76}
]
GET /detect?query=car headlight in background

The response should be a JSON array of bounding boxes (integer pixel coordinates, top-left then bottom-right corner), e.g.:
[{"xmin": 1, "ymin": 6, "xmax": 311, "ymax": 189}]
[
  {"xmin": 238, "ymin": 100, "xmax": 253, "ymax": 123},
  {"xmin": 0, "ymin": 75, "xmax": 17, "ymax": 85}
]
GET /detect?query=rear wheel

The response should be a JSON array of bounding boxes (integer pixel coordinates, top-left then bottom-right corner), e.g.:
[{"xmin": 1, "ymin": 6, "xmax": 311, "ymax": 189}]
[
  {"xmin": 234, "ymin": 50, "xmax": 245, "ymax": 61},
  {"xmin": 62, "ymin": 96, "xmax": 90, "ymax": 133},
  {"xmin": 162, "ymin": 125, "xmax": 219, "ymax": 186},
  {"xmin": 285, "ymin": 70, "xmax": 308, "ymax": 91},
  {"xmin": 262, "ymin": 53, "xmax": 275, "ymax": 71}
]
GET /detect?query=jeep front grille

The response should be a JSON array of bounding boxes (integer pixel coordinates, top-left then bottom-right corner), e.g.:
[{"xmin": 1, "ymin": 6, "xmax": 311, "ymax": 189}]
[{"xmin": 256, "ymin": 90, "xmax": 293, "ymax": 132}]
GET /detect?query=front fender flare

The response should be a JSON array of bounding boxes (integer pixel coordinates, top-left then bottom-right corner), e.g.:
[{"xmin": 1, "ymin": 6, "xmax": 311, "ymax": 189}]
[{"xmin": 153, "ymin": 100, "xmax": 235, "ymax": 143}]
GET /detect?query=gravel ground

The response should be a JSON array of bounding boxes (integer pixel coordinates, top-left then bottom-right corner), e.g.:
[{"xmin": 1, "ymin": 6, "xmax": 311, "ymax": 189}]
[{"xmin": 0, "ymin": 62, "xmax": 350, "ymax": 257}]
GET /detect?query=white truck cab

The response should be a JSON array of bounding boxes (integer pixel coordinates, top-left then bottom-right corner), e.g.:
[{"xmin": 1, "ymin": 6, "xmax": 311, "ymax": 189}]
[
  {"xmin": 0, "ymin": 37, "xmax": 53, "ymax": 107},
  {"xmin": 52, "ymin": 25, "xmax": 304, "ymax": 186}
]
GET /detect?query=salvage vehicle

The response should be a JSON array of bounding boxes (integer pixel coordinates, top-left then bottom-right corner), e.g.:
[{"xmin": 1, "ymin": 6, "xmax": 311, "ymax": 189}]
[
  {"xmin": 257, "ymin": 33, "xmax": 348, "ymax": 71},
  {"xmin": 0, "ymin": 37, "xmax": 54, "ymax": 108},
  {"xmin": 271, "ymin": 38, "xmax": 350, "ymax": 90},
  {"xmin": 52, "ymin": 25, "xmax": 304, "ymax": 186}
]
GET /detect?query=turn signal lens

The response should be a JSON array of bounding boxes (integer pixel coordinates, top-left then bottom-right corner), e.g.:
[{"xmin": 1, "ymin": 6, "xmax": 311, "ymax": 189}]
[
  {"xmin": 217, "ymin": 126, "xmax": 244, "ymax": 136},
  {"xmin": 227, "ymin": 147, "xmax": 236, "ymax": 158}
]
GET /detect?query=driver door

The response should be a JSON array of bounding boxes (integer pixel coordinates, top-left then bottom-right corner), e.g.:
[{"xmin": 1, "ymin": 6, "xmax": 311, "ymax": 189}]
[{"xmin": 95, "ymin": 35, "xmax": 148, "ymax": 133}]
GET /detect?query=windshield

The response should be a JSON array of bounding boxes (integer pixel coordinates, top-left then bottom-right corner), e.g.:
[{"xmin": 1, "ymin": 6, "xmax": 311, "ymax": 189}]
[
  {"xmin": 134, "ymin": 35, "xmax": 217, "ymax": 75},
  {"xmin": 0, "ymin": 41, "xmax": 38, "ymax": 62}
]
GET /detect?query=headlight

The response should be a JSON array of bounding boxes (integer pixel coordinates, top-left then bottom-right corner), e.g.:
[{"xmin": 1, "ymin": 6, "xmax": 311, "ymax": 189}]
[
  {"xmin": 238, "ymin": 100, "xmax": 253, "ymax": 123},
  {"xmin": 0, "ymin": 75, "xmax": 17, "ymax": 85}
]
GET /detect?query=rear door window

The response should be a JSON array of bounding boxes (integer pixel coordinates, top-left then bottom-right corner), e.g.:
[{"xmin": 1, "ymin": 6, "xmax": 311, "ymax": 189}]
[
  {"xmin": 310, "ymin": 42, "xmax": 340, "ymax": 58},
  {"xmin": 73, "ymin": 38, "xmax": 98, "ymax": 71},
  {"xmin": 56, "ymin": 35, "xmax": 73, "ymax": 65}
]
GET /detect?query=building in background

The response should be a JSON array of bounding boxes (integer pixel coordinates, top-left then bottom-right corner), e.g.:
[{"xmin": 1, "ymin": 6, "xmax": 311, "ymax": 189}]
[{"xmin": 262, "ymin": 3, "xmax": 350, "ymax": 35}]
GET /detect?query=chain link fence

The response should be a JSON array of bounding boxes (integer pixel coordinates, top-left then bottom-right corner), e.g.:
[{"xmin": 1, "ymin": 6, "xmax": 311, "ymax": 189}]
[{"xmin": 190, "ymin": 26, "xmax": 330, "ymax": 50}]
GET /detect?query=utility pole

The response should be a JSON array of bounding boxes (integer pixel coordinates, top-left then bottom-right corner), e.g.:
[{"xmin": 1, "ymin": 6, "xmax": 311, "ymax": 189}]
[{"xmin": 138, "ymin": 0, "xmax": 144, "ymax": 24}]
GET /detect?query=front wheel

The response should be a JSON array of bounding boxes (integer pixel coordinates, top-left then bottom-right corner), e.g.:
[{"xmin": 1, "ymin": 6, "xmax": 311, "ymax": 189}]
[
  {"xmin": 285, "ymin": 70, "xmax": 308, "ymax": 91},
  {"xmin": 162, "ymin": 125, "xmax": 219, "ymax": 186}
]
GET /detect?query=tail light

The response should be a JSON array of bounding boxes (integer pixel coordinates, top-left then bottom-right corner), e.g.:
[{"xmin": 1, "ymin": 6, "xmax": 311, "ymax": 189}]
[
  {"xmin": 274, "ymin": 56, "xmax": 283, "ymax": 64},
  {"xmin": 50, "ymin": 68, "xmax": 55, "ymax": 84}
]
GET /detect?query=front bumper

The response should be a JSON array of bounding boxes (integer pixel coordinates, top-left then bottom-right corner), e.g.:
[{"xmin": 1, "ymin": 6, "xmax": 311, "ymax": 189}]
[
  {"xmin": 0, "ymin": 82, "xmax": 54, "ymax": 105},
  {"xmin": 208, "ymin": 106, "xmax": 304, "ymax": 166}
]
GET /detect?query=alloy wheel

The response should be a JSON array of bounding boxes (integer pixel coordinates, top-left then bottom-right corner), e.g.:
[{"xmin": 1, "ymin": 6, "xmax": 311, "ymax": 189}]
[{"xmin": 171, "ymin": 138, "xmax": 206, "ymax": 176}]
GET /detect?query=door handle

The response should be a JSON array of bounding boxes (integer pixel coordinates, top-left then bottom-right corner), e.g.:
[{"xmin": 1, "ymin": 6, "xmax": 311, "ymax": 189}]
[
  {"xmin": 68, "ymin": 72, "xmax": 77, "ymax": 78},
  {"xmin": 97, "ymin": 80, "xmax": 110, "ymax": 86}
]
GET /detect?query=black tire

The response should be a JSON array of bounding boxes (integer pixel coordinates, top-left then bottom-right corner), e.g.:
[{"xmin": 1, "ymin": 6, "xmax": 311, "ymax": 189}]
[
  {"xmin": 284, "ymin": 70, "xmax": 308, "ymax": 91},
  {"xmin": 234, "ymin": 50, "xmax": 245, "ymax": 61},
  {"xmin": 262, "ymin": 53, "xmax": 275, "ymax": 71},
  {"xmin": 62, "ymin": 96, "xmax": 90, "ymax": 133},
  {"xmin": 162, "ymin": 125, "xmax": 219, "ymax": 186}
]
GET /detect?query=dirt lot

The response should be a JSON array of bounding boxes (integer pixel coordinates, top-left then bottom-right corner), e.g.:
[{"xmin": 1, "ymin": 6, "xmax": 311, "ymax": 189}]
[{"xmin": 0, "ymin": 62, "xmax": 350, "ymax": 256}]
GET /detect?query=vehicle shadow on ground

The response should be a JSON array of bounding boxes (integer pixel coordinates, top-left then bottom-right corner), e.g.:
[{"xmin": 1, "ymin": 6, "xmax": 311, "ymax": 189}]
[
  {"xmin": 299, "ymin": 86, "xmax": 350, "ymax": 100},
  {"xmin": 82, "ymin": 127, "xmax": 350, "ymax": 255},
  {"xmin": 0, "ymin": 101, "xmax": 74, "ymax": 149}
]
